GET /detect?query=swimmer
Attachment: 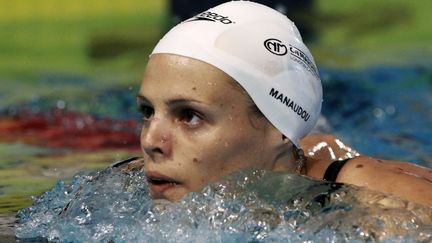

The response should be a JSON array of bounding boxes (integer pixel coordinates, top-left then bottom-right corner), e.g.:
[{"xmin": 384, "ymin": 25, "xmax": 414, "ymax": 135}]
[{"xmin": 121, "ymin": 1, "xmax": 432, "ymax": 206}]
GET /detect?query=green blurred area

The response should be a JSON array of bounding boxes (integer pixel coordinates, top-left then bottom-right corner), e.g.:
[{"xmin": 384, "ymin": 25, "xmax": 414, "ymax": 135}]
[
  {"xmin": 0, "ymin": 0, "xmax": 166, "ymax": 76},
  {"xmin": 0, "ymin": 0, "xmax": 431, "ymax": 105},
  {"xmin": 314, "ymin": 0, "xmax": 432, "ymax": 66},
  {"xmin": 0, "ymin": 0, "xmax": 168, "ymax": 106}
]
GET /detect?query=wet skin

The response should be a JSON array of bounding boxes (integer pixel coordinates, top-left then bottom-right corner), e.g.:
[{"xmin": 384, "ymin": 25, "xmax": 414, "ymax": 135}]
[
  {"xmin": 301, "ymin": 134, "xmax": 432, "ymax": 206},
  {"xmin": 138, "ymin": 54, "xmax": 432, "ymax": 206},
  {"xmin": 138, "ymin": 54, "xmax": 296, "ymax": 201}
]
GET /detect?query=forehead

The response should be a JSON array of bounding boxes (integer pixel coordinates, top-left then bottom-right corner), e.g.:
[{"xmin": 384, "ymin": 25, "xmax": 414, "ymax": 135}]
[{"xmin": 140, "ymin": 54, "xmax": 244, "ymax": 103}]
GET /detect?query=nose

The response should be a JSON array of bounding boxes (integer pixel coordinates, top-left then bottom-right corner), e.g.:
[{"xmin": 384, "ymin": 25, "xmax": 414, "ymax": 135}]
[{"xmin": 141, "ymin": 116, "xmax": 173, "ymax": 161}]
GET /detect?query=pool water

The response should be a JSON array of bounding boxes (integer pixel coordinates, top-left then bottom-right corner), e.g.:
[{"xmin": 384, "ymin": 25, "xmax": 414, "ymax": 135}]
[
  {"xmin": 321, "ymin": 66, "xmax": 432, "ymax": 166},
  {"xmin": 1, "ymin": 65, "xmax": 432, "ymax": 241},
  {"xmin": 13, "ymin": 168, "xmax": 432, "ymax": 242}
]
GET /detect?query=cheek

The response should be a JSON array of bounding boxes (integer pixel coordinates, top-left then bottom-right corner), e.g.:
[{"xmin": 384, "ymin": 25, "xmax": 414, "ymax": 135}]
[
  {"xmin": 180, "ymin": 156, "xmax": 217, "ymax": 192},
  {"xmin": 216, "ymin": 119, "xmax": 270, "ymax": 165},
  {"xmin": 140, "ymin": 128, "xmax": 146, "ymax": 150},
  {"xmin": 198, "ymin": 127, "xmax": 265, "ymax": 172},
  {"xmin": 178, "ymin": 138, "xmax": 231, "ymax": 185},
  {"xmin": 172, "ymin": 115, "xmax": 268, "ymax": 187}
]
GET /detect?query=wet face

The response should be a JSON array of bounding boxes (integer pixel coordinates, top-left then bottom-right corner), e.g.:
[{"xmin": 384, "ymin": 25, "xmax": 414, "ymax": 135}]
[{"xmin": 139, "ymin": 54, "xmax": 287, "ymax": 201}]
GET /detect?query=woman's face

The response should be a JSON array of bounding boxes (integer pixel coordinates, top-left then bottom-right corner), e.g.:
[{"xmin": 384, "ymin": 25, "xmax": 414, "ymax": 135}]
[{"xmin": 139, "ymin": 54, "xmax": 283, "ymax": 201}]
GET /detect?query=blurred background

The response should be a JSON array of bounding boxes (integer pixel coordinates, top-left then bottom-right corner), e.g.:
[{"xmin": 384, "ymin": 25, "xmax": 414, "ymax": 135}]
[{"xmin": 0, "ymin": 0, "xmax": 431, "ymax": 236}]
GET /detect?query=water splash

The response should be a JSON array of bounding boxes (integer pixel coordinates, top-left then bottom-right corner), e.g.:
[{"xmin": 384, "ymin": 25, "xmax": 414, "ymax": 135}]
[{"xmin": 16, "ymin": 168, "xmax": 432, "ymax": 242}]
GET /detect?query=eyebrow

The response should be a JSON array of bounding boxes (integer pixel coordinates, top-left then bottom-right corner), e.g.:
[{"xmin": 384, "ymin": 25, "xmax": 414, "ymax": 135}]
[
  {"xmin": 136, "ymin": 94, "xmax": 206, "ymax": 107},
  {"xmin": 136, "ymin": 95, "xmax": 150, "ymax": 103}
]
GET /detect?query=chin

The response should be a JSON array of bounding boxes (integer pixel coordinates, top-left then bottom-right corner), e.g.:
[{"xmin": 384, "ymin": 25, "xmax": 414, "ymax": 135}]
[{"xmin": 152, "ymin": 186, "xmax": 188, "ymax": 202}]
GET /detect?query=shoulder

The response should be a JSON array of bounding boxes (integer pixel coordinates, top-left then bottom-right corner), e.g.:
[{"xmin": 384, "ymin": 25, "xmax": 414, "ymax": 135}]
[
  {"xmin": 336, "ymin": 156, "xmax": 432, "ymax": 206},
  {"xmin": 336, "ymin": 156, "xmax": 432, "ymax": 185},
  {"xmin": 300, "ymin": 133, "xmax": 359, "ymax": 162},
  {"xmin": 300, "ymin": 133, "xmax": 358, "ymax": 179},
  {"xmin": 300, "ymin": 133, "xmax": 432, "ymax": 206}
]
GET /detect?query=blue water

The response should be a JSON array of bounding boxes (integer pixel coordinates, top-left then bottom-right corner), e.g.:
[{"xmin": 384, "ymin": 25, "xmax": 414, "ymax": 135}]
[
  {"xmin": 321, "ymin": 65, "xmax": 432, "ymax": 167},
  {"xmin": 8, "ymin": 65, "xmax": 432, "ymax": 242}
]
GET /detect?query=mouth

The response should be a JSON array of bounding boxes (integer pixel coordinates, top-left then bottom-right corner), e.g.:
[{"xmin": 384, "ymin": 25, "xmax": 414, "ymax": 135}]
[{"xmin": 146, "ymin": 171, "xmax": 180, "ymax": 194}]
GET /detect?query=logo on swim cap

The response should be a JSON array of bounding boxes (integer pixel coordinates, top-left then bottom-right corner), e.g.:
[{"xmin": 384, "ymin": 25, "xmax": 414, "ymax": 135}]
[
  {"xmin": 186, "ymin": 11, "xmax": 234, "ymax": 25},
  {"xmin": 264, "ymin": 38, "xmax": 288, "ymax": 56},
  {"xmin": 289, "ymin": 45, "xmax": 320, "ymax": 79}
]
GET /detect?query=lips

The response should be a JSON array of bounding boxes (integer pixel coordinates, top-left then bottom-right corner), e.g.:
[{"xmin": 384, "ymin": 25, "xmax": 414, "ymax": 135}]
[{"xmin": 146, "ymin": 171, "xmax": 180, "ymax": 194}]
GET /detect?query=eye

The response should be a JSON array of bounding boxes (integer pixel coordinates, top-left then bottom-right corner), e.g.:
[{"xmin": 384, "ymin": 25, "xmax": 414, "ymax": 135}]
[
  {"xmin": 139, "ymin": 105, "xmax": 154, "ymax": 121},
  {"xmin": 178, "ymin": 108, "xmax": 203, "ymax": 127},
  {"xmin": 137, "ymin": 96, "xmax": 155, "ymax": 121}
]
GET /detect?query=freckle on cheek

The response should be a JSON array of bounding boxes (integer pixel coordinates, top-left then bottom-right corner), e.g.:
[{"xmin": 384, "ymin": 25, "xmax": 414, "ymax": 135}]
[
  {"xmin": 192, "ymin": 87, "xmax": 196, "ymax": 91},
  {"xmin": 193, "ymin": 158, "xmax": 199, "ymax": 164},
  {"xmin": 355, "ymin": 164, "xmax": 363, "ymax": 168}
]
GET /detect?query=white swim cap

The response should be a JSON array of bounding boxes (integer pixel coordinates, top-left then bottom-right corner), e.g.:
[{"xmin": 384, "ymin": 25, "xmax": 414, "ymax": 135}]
[{"xmin": 152, "ymin": 1, "xmax": 322, "ymax": 147}]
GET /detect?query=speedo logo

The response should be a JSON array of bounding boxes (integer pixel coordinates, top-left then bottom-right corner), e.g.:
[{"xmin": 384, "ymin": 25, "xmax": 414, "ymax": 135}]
[{"xmin": 186, "ymin": 11, "xmax": 234, "ymax": 24}]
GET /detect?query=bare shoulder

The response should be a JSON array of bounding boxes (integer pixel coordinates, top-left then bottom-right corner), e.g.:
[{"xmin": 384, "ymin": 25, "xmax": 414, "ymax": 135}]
[
  {"xmin": 337, "ymin": 156, "xmax": 432, "ymax": 207},
  {"xmin": 300, "ymin": 133, "xmax": 358, "ymax": 179},
  {"xmin": 301, "ymin": 133, "xmax": 432, "ymax": 206},
  {"xmin": 300, "ymin": 133, "xmax": 359, "ymax": 162}
]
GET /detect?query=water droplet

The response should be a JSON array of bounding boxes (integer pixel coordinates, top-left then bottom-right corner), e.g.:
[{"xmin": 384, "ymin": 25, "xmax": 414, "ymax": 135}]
[
  {"xmin": 56, "ymin": 100, "xmax": 66, "ymax": 109},
  {"xmin": 372, "ymin": 108, "xmax": 384, "ymax": 118}
]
